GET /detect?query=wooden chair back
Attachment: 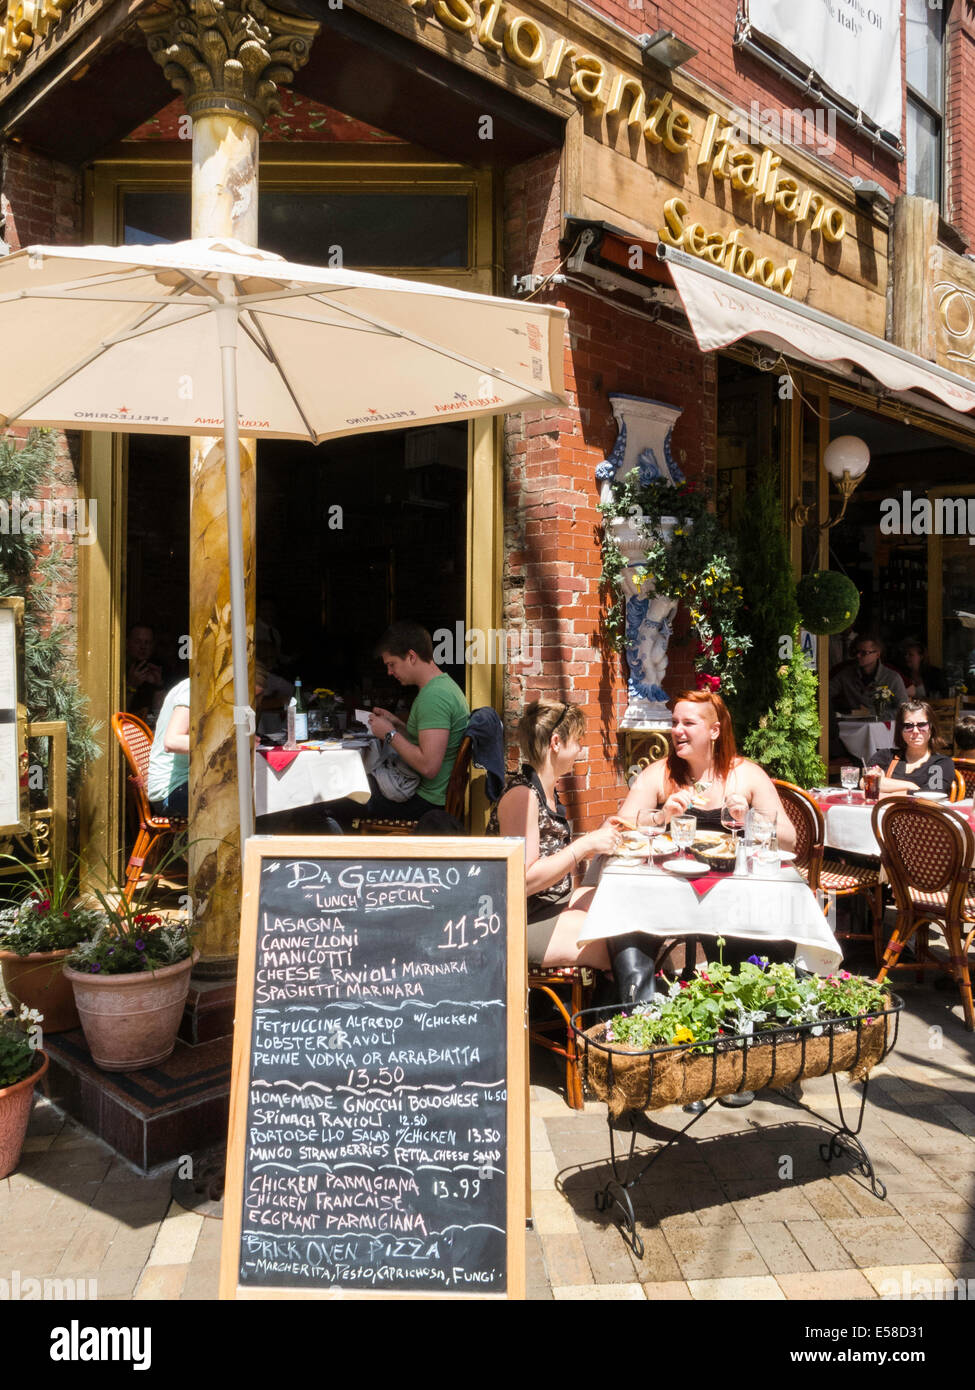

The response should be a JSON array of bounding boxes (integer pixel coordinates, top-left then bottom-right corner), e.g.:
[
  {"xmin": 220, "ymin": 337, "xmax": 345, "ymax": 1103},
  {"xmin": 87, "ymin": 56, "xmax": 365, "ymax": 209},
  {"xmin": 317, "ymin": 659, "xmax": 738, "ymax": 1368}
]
[
  {"xmin": 444, "ymin": 736, "xmax": 473, "ymax": 822},
  {"xmin": 956, "ymin": 758, "xmax": 975, "ymax": 800},
  {"xmin": 951, "ymin": 768, "xmax": 966, "ymax": 802},
  {"xmin": 772, "ymin": 780, "xmax": 825, "ymax": 888},
  {"xmin": 930, "ymin": 696, "xmax": 960, "ymax": 746},
  {"xmin": 112, "ymin": 712, "xmax": 155, "ymax": 821},
  {"xmin": 871, "ymin": 797, "xmax": 973, "ymax": 913}
]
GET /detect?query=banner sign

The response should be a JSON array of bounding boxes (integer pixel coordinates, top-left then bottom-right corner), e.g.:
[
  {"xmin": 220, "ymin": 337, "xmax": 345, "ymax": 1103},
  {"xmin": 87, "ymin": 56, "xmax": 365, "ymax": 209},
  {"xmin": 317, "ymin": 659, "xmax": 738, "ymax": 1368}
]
[{"xmin": 747, "ymin": 0, "xmax": 902, "ymax": 139}]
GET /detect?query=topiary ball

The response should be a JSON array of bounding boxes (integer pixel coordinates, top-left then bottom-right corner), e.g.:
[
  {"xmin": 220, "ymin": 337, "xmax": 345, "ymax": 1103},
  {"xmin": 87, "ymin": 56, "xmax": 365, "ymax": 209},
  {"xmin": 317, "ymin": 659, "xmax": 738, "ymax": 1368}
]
[{"xmin": 796, "ymin": 570, "xmax": 860, "ymax": 636}]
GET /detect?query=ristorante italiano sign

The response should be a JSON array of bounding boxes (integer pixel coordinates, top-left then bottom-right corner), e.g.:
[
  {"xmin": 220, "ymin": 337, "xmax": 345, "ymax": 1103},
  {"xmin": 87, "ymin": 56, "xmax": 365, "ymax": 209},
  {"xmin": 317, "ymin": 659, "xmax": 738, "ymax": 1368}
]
[{"xmin": 405, "ymin": 0, "xmax": 846, "ymax": 297}]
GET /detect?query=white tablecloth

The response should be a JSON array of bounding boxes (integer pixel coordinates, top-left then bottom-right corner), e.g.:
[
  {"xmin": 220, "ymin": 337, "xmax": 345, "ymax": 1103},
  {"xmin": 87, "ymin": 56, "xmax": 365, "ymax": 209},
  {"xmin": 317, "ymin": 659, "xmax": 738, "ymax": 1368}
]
[
  {"xmin": 577, "ymin": 861, "xmax": 842, "ymax": 975},
  {"xmin": 816, "ymin": 794, "xmax": 975, "ymax": 862},
  {"xmin": 254, "ymin": 746, "xmax": 372, "ymax": 816},
  {"xmin": 837, "ymin": 720, "xmax": 894, "ymax": 765}
]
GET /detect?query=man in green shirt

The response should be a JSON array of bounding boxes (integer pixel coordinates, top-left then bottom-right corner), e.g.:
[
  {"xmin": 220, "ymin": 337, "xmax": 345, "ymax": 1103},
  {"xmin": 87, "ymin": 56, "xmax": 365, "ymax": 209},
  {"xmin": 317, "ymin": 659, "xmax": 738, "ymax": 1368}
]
[{"xmin": 368, "ymin": 621, "xmax": 470, "ymax": 822}]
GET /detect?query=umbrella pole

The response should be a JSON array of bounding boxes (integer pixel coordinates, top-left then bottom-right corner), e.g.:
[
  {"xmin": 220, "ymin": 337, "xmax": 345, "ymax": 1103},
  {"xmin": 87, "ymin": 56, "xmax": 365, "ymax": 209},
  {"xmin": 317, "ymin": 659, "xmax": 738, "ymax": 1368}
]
[{"xmin": 216, "ymin": 296, "xmax": 256, "ymax": 858}]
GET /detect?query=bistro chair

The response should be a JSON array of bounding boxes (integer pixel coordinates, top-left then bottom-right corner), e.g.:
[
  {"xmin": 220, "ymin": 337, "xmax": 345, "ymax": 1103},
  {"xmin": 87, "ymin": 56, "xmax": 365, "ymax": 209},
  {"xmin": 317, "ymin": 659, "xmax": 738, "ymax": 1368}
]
[
  {"xmin": 950, "ymin": 768, "xmax": 966, "ymax": 802},
  {"xmin": 872, "ymin": 797, "xmax": 975, "ymax": 1031},
  {"xmin": 774, "ymin": 778, "xmax": 883, "ymax": 963},
  {"xmin": 955, "ymin": 759, "xmax": 975, "ymax": 800},
  {"xmin": 354, "ymin": 735, "xmax": 473, "ymax": 836},
  {"xmin": 930, "ymin": 697, "xmax": 961, "ymax": 747},
  {"xmin": 527, "ymin": 965, "xmax": 594, "ymax": 1111},
  {"xmin": 112, "ymin": 712, "xmax": 187, "ymax": 902}
]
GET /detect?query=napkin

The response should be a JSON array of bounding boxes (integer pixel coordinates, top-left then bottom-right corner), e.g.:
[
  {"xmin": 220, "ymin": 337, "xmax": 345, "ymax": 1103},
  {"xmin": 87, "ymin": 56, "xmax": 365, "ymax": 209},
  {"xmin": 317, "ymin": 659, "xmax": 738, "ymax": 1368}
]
[{"xmin": 258, "ymin": 747, "xmax": 300, "ymax": 771}]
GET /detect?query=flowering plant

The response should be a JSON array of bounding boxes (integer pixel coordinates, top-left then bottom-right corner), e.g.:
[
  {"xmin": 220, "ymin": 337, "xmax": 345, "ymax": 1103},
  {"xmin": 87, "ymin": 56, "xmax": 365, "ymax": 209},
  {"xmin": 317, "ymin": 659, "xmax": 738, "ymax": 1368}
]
[
  {"xmin": 600, "ymin": 474, "xmax": 750, "ymax": 694},
  {"xmin": 604, "ymin": 944, "xmax": 890, "ymax": 1052},
  {"xmin": 0, "ymin": 1004, "xmax": 44, "ymax": 1088},
  {"xmin": 67, "ymin": 903, "xmax": 192, "ymax": 977},
  {"xmin": 0, "ymin": 859, "xmax": 105, "ymax": 956},
  {"xmin": 872, "ymin": 685, "xmax": 896, "ymax": 719}
]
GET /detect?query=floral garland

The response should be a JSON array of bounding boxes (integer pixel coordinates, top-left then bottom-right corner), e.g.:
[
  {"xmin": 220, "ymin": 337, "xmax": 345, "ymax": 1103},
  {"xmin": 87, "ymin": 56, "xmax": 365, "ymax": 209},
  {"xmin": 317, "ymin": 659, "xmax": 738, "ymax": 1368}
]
[{"xmin": 598, "ymin": 473, "xmax": 750, "ymax": 695}]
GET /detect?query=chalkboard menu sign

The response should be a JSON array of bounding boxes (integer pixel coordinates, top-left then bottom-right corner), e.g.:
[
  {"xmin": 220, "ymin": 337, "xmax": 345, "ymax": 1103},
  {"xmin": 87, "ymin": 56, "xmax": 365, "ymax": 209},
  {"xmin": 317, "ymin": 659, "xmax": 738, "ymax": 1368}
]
[{"xmin": 220, "ymin": 836, "xmax": 527, "ymax": 1301}]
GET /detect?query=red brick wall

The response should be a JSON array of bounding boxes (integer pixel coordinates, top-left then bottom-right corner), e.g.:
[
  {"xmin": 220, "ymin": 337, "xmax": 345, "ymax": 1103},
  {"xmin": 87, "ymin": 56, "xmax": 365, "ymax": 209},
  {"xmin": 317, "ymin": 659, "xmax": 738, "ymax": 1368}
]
[
  {"xmin": 1, "ymin": 143, "xmax": 84, "ymax": 644},
  {"xmin": 946, "ymin": 1, "xmax": 975, "ymax": 242},
  {"xmin": 502, "ymin": 148, "xmax": 715, "ymax": 833}
]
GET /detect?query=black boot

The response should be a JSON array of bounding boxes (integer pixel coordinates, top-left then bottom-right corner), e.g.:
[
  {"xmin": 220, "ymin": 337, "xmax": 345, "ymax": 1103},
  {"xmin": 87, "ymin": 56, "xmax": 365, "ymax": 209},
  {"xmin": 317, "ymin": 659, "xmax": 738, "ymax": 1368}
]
[{"xmin": 607, "ymin": 934, "xmax": 657, "ymax": 1006}]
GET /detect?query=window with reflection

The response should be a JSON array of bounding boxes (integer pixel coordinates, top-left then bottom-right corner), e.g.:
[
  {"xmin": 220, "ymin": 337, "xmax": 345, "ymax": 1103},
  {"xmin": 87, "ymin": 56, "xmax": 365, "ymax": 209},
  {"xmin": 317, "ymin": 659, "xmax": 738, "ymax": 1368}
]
[{"xmin": 906, "ymin": 0, "xmax": 947, "ymax": 205}]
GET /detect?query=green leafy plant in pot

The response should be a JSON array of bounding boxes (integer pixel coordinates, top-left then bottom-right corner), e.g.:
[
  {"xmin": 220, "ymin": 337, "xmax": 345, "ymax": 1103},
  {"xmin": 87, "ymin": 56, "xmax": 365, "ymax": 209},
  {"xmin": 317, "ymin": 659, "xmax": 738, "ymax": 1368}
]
[
  {"xmin": 64, "ymin": 845, "xmax": 198, "ymax": 1072},
  {"xmin": 0, "ymin": 1005, "xmax": 48, "ymax": 1179},
  {"xmin": 0, "ymin": 858, "xmax": 105, "ymax": 1032}
]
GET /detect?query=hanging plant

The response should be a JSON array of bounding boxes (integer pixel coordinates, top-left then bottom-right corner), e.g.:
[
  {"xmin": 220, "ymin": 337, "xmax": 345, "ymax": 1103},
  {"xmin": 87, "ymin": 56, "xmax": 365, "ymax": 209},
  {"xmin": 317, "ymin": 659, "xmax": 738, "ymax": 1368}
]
[
  {"xmin": 599, "ymin": 474, "xmax": 751, "ymax": 694},
  {"xmin": 743, "ymin": 629, "xmax": 826, "ymax": 785},
  {"xmin": 796, "ymin": 569, "xmax": 860, "ymax": 636}
]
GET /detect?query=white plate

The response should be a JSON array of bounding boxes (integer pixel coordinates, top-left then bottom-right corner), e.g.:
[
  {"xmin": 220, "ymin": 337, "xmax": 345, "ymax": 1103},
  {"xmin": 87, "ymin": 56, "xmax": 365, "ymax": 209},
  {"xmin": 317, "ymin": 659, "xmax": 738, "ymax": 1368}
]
[
  {"xmin": 915, "ymin": 791, "xmax": 948, "ymax": 802},
  {"xmin": 662, "ymin": 858, "xmax": 710, "ymax": 877}
]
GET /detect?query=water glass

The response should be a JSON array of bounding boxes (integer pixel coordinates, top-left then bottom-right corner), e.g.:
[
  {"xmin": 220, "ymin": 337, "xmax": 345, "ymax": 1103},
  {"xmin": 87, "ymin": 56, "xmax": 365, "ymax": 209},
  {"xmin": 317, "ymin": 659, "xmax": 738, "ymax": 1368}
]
[
  {"xmin": 672, "ymin": 814, "xmax": 697, "ymax": 860},
  {"xmin": 841, "ymin": 765, "xmax": 859, "ymax": 802}
]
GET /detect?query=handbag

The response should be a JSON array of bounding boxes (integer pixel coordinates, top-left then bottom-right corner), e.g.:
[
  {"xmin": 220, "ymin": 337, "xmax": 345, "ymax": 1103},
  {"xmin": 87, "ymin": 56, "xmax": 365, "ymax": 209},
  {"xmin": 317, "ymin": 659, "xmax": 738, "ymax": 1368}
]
[{"xmin": 371, "ymin": 744, "xmax": 421, "ymax": 802}]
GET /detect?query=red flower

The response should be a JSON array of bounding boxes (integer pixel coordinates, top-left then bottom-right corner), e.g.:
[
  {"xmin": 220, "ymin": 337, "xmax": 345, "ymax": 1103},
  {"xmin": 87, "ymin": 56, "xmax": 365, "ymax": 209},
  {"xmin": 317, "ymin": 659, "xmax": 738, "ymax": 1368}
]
[{"xmin": 695, "ymin": 673, "xmax": 721, "ymax": 693}]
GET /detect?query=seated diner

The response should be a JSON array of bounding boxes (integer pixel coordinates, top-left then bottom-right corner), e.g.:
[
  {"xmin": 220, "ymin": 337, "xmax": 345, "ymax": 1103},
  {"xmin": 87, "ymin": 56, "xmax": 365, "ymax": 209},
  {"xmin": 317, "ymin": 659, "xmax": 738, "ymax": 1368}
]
[
  {"xmin": 487, "ymin": 698, "xmax": 619, "ymax": 981},
  {"xmin": 868, "ymin": 700, "xmax": 956, "ymax": 795}
]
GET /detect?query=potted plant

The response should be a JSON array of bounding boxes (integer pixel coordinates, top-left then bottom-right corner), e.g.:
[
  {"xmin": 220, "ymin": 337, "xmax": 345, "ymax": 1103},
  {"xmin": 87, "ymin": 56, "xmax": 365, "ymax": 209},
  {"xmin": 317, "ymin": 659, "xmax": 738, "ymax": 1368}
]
[
  {"xmin": 64, "ymin": 895, "xmax": 197, "ymax": 1073},
  {"xmin": 576, "ymin": 947, "xmax": 899, "ymax": 1118},
  {"xmin": 0, "ymin": 1005, "xmax": 48, "ymax": 1179},
  {"xmin": 0, "ymin": 862, "xmax": 105, "ymax": 1032},
  {"xmin": 796, "ymin": 569, "xmax": 861, "ymax": 636}
]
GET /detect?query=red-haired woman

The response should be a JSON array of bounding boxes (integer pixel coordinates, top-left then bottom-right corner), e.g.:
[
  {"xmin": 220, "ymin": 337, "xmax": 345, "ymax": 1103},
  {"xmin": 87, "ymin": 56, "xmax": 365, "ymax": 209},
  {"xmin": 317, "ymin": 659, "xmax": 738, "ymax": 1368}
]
[{"xmin": 618, "ymin": 690, "xmax": 796, "ymax": 849}]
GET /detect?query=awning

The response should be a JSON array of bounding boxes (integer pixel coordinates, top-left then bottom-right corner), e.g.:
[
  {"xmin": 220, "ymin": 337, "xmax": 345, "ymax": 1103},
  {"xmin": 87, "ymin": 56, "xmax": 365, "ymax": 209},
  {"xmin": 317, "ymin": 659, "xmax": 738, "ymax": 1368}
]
[{"xmin": 657, "ymin": 244, "xmax": 975, "ymax": 417}]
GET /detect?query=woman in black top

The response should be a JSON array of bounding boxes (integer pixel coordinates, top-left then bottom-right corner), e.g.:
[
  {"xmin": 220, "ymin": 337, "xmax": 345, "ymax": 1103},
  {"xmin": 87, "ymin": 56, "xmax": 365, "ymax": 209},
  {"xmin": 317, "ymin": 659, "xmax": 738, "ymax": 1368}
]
[{"xmin": 874, "ymin": 701, "xmax": 956, "ymax": 794}]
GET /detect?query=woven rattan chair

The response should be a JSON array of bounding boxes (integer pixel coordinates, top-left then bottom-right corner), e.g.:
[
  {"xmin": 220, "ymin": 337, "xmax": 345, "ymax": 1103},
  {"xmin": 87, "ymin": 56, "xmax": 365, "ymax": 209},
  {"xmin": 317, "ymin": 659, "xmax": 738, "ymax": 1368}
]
[
  {"xmin": 956, "ymin": 759, "xmax": 975, "ymax": 800},
  {"xmin": 950, "ymin": 768, "xmax": 966, "ymax": 802},
  {"xmin": 527, "ymin": 964, "xmax": 593, "ymax": 1110},
  {"xmin": 774, "ymin": 779, "xmax": 883, "ymax": 963},
  {"xmin": 112, "ymin": 712, "xmax": 187, "ymax": 901},
  {"xmin": 354, "ymin": 735, "xmax": 473, "ymax": 836},
  {"xmin": 872, "ymin": 797, "xmax": 975, "ymax": 1030}
]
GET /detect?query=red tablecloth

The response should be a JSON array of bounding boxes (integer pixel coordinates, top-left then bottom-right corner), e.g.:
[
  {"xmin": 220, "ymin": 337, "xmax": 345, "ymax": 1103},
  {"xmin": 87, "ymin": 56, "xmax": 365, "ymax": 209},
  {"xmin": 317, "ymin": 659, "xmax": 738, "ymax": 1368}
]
[{"xmin": 258, "ymin": 747, "xmax": 301, "ymax": 771}]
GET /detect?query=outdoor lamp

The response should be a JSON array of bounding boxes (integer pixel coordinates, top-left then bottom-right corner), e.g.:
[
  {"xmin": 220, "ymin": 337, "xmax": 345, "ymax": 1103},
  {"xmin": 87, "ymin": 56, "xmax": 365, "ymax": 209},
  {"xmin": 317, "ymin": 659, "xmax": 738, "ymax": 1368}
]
[
  {"xmin": 791, "ymin": 434, "xmax": 870, "ymax": 530},
  {"xmin": 637, "ymin": 29, "xmax": 698, "ymax": 69}
]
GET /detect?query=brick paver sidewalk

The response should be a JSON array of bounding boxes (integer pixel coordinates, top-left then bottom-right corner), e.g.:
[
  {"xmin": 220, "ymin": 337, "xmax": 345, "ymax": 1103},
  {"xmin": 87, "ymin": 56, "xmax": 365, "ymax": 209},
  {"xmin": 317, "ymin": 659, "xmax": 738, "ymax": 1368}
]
[{"xmin": 2, "ymin": 981, "xmax": 974, "ymax": 1300}]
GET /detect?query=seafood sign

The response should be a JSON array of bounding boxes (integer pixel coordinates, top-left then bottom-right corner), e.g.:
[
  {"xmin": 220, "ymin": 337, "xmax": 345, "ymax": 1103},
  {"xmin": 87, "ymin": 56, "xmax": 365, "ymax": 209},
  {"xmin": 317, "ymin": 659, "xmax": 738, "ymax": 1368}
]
[{"xmin": 221, "ymin": 842, "xmax": 526, "ymax": 1299}]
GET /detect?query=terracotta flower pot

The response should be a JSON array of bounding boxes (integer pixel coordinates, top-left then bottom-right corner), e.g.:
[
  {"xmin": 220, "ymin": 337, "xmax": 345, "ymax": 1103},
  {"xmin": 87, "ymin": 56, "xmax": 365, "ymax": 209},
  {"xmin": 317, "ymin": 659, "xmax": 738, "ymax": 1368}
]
[
  {"xmin": 0, "ymin": 949, "xmax": 80, "ymax": 1033},
  {"xmin": 0, "ymin": 1050, "xmax": 48, "ymax": 1180},
  {"xmin": 64, "ymin": 951, "xmax": 198, "ymax": 1072}
]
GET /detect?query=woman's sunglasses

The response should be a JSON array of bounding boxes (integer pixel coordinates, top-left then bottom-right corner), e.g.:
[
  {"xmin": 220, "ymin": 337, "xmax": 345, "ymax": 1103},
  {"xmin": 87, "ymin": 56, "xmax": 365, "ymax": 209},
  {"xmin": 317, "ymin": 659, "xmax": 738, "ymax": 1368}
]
[{"xmin": 902, "ymin": 721, "xmax": 930, "ymax": 731}]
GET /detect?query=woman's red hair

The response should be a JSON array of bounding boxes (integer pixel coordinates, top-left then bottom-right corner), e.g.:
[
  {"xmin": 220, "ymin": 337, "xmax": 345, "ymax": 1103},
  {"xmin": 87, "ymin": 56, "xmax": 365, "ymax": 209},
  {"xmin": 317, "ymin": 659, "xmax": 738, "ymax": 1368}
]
[{"xmin": 665, "ymin": 690, "xmax": 739, "ymax": 787}]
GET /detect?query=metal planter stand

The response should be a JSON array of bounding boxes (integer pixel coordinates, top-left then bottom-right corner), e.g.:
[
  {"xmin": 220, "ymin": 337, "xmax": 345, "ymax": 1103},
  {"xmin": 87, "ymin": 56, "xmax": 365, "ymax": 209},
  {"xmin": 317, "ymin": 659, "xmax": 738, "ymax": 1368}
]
[{"xmin": 572, "ymin": 998, "xmax": 903, "ymax": 1260}]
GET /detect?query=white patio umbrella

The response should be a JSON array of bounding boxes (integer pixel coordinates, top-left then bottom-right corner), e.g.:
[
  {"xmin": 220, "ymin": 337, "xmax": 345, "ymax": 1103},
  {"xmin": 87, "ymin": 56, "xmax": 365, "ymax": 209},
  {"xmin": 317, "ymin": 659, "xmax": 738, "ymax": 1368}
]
[{"xmin": 0, "ymin": 237, "xmax": 568, "ymax": 848}]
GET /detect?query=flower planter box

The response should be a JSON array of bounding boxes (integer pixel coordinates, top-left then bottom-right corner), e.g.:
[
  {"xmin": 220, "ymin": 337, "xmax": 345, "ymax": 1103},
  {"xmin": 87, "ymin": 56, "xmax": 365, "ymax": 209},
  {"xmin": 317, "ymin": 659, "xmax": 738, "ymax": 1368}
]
[
  {"xmin": 0, "ymin": 949, "xmax": 79, "ymax": 1033},
  {"xmin": 0, "ymin": 1050, "xmax": 48, "ymax": 1180},
  {"xmin": 64, "ymin": 951, "xmax": 198, "ymax": 1072},
  {"xmin": 575, "ymin": 1002, "xmax": 902, "ymax": 1121}
]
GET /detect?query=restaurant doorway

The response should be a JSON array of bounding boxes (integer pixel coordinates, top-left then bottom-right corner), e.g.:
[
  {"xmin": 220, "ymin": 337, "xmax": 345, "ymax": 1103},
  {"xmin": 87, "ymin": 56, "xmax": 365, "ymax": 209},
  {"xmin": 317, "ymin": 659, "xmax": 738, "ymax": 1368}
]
[{"xmin": 125, "ymin": 419, "xmax": 470, "ymax": 725}]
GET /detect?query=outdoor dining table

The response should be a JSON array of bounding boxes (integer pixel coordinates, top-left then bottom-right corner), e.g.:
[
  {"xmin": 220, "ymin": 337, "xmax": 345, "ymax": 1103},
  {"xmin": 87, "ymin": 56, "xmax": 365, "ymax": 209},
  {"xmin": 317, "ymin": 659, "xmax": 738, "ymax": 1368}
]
[
  {"xmin": 577, "ymin": 855, "xmax": 843, "ymax": 975},
  {"xmin": 253, "ymin": 737, "xmax": 378, "ymax": 817},
  {"xmin": 813, "ymin": 789, "xmax": 975, "ymax": 862},
  {"xmin": 836, "ymin": 717, "xmax": 895, "ymax": 766}
]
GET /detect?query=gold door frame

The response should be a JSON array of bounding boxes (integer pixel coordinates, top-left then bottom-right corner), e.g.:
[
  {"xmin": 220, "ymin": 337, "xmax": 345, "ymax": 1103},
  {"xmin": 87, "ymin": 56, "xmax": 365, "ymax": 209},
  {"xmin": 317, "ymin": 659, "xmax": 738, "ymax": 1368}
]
[{"xmin": 80, "ymin": 145, "xmax": 503, "ymax": 875}]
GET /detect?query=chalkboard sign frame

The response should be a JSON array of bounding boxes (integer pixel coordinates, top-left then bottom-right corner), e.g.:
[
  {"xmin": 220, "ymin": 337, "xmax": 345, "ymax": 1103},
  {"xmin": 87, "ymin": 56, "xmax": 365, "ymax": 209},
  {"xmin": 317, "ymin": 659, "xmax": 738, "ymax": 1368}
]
[{"xmin": 220, "ymin": 835, "xmax": 527, "ymax": 1301}]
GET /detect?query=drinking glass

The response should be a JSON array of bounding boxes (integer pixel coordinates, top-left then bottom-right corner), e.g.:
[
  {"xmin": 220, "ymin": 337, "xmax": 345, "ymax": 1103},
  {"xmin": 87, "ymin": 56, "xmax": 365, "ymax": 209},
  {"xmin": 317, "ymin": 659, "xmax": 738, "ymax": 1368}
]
[
  {"xmin": 672, "ymin": 814, "xmax": 697, "ymax": 862},
  {"xmin": 637, "ymin": 808, "xmax": 664, "ymax": 864},
  {"xmin": 721, "ymin": 797, "xmax": 745, "ymax": 846},
  {"xmin": 841, "ymin": 765, "xmax": 859, "ymax": 802}
]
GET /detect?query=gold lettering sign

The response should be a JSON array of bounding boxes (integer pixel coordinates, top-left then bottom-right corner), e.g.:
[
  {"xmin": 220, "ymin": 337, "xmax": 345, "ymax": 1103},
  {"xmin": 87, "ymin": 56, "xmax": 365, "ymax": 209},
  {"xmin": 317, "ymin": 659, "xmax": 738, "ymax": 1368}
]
[
  {"xmin": 0, "ymin": 0, "xmax": 73, "ymax": 77},
  {"xmin": 404, "ymin": 0, "xmax": 846, "ymax": 298}
]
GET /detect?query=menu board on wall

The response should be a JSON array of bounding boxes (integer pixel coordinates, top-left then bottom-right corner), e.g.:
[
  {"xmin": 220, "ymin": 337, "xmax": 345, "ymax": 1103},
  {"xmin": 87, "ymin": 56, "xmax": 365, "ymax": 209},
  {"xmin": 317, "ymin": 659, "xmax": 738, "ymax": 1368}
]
[
  {"xmin": 0, "ymin": 598, "xmax": 27, "ymax": 834},
  {"xmin": 220, "ymin": 836, "xmax": 527, "ymax": 1301}
]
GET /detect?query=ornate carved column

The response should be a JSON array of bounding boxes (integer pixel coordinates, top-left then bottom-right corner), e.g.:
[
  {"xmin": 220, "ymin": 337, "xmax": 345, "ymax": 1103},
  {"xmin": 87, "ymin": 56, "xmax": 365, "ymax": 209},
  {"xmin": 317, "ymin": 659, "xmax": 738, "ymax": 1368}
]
[
  {"xmin": 595, "ymin": 394, "xmax": 684, "ymax": 731},
  {"xmin": 141, "ymin": 0, "xmax": 318, "ymax": 977}
]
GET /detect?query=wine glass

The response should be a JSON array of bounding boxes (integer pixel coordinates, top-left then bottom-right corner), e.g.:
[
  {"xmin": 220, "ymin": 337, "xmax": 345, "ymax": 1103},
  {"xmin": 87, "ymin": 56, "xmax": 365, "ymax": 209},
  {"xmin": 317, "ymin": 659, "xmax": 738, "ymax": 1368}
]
[
  {"xmin": 672, "ymin": 814, "xmax": 697, "ymax": 862},
  {"xmin": 637, "ymin": 808, "xmax": 664, "ymax": 865},
  {"xmin": 841, "ymin": 765, "xmax": 859, "ymax": 803},
  {"xmin": 721, "ymin": 796, "xmax": 745, "ymax": 847}
]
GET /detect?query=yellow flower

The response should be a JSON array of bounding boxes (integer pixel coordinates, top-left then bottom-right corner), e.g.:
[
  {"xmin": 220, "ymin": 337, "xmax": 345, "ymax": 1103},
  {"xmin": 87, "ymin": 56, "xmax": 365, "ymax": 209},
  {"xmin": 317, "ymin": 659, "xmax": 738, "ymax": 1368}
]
[{"xmin": 672, "ymin": 1026, "xmax": 696, "ymax": 1044}]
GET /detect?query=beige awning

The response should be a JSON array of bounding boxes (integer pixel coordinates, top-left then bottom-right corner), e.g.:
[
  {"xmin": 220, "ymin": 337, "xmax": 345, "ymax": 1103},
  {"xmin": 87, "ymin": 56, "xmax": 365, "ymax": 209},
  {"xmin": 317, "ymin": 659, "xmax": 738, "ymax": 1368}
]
[{"xmin": 658, "ymin": 245, "xmax": 975, "ymax": 417}]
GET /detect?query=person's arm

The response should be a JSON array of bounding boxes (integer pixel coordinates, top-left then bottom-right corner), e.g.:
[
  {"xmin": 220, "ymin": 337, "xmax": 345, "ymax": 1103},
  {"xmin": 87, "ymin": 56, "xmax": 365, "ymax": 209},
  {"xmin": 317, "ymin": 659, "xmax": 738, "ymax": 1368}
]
[
  {"xmin": 163, "ymin": 703, "xmax": 190, "ymax": 754},
  {"xmin": 617, "ymin": 760, "xmax": 691, "ymax": 826},
  {"xmin": 497, "ymin": 785, "xmax": 619, "ymax": 894},
  {"xmin": 389, "ymin": 726, "xmax": 448, "ymax": 781},
  {"xmin": 739, "ymin": 762, "xmax": 797, "ymax": 851},
  {"xmin": 370, "ymin": 706, "xmax": 407, "ymax": 735}
]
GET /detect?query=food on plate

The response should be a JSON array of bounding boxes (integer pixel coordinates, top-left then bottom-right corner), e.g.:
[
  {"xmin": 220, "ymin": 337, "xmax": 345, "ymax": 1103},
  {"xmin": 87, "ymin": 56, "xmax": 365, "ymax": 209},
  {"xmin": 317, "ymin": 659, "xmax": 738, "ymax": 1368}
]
[{"xmin": 693, "ymin": 830, "xmax": 726, "ymax": 846}]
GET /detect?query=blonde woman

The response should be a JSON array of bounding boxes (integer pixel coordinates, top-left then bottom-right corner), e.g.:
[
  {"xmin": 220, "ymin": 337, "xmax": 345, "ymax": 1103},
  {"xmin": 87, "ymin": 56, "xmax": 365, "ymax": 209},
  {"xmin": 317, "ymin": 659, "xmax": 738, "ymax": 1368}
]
[{"xmin": 488, "ymin": 699, "xmax": 620, "ymax": 974}]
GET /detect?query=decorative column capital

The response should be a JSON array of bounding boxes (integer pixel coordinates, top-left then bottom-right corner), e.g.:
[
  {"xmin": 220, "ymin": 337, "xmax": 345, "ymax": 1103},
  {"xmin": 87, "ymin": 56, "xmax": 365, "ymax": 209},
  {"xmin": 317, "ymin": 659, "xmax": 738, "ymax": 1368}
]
[{"xmin": 140, "ymin": 0, "xmax": 320, "ymax": 129}]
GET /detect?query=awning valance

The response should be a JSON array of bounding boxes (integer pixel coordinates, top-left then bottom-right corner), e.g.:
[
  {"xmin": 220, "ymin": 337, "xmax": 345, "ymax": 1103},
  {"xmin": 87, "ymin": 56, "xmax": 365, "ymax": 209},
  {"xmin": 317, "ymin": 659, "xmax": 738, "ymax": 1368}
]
[{"xmin": 657, "ymin": 245, "xmax": 975, "ymax": 417}]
